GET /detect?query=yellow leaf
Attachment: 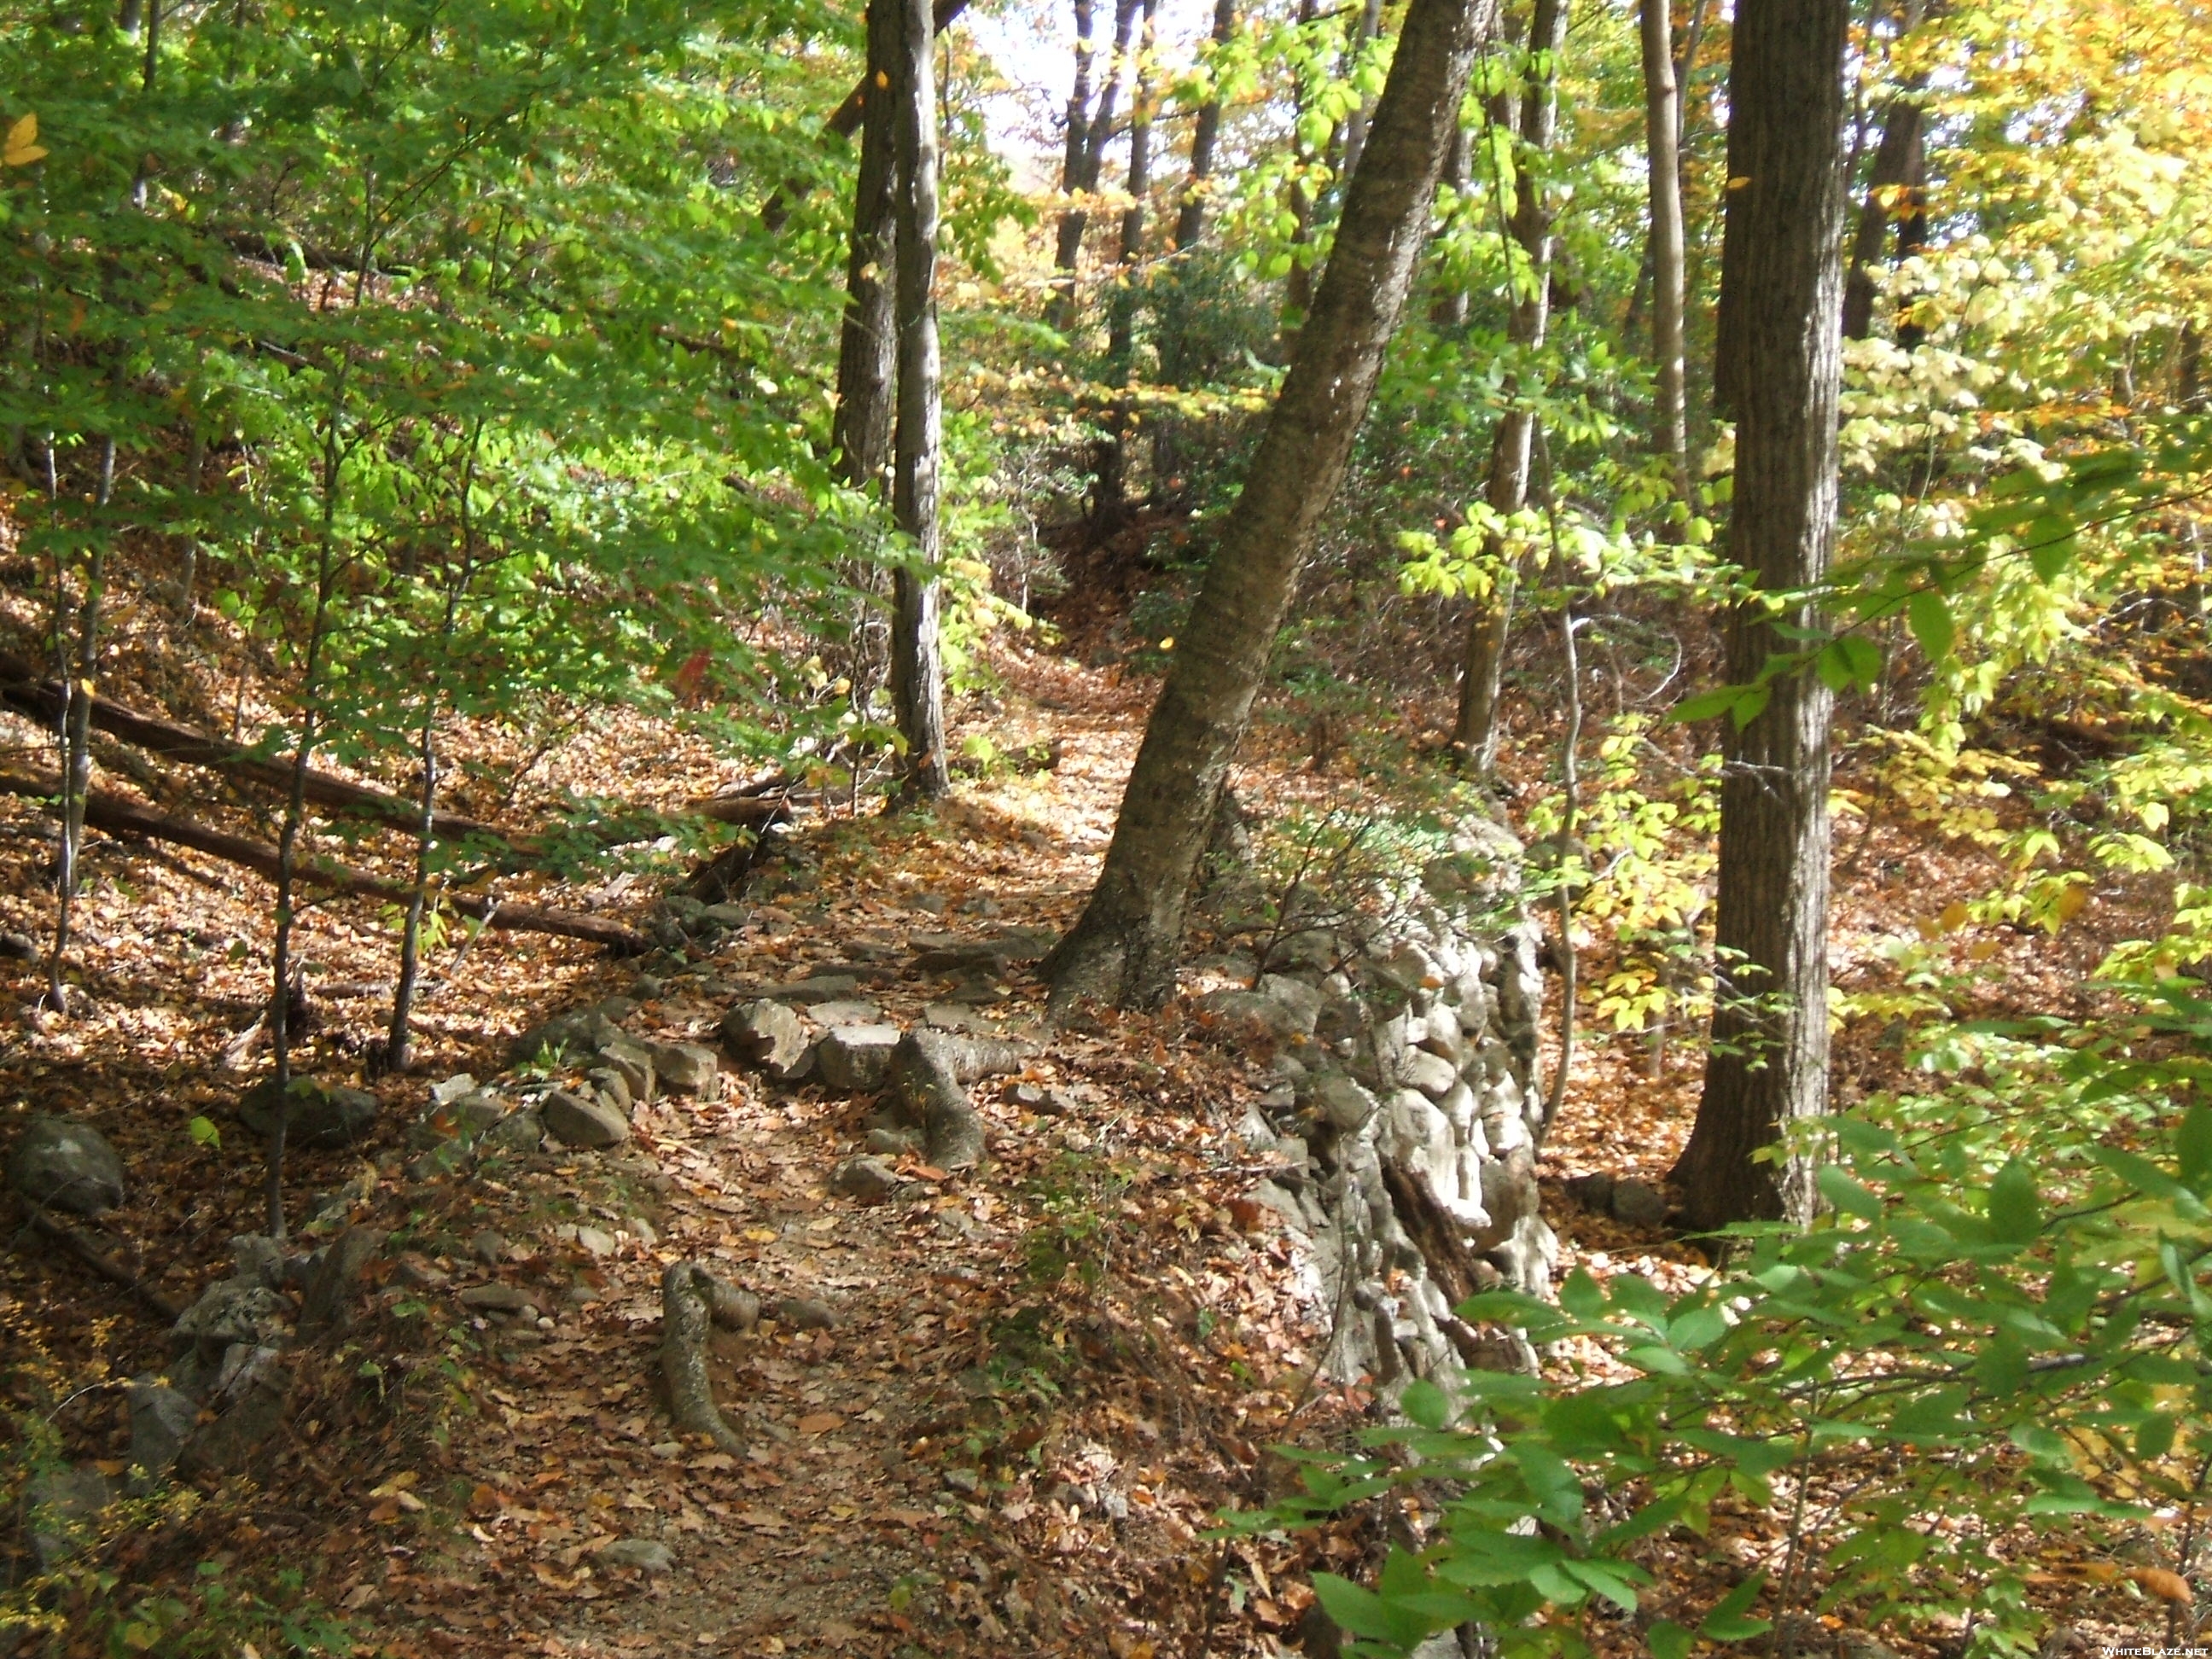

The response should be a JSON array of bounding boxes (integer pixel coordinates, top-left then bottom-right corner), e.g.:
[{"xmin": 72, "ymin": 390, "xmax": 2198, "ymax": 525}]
[
  {"xmin": 1939, "ymin": 900, "xmax": 1971, "ymax": 933},
  {"xmin": 4, "ymin": 113, "xmax": 47, "ymax": 167},
  {"xmin": 2129, "ymin": 1566, "xmax": 2192, "ymax": 1604},
  {"xmin": 2054, "ymin": 885, "xmax": 2091, "ymax": 924}
]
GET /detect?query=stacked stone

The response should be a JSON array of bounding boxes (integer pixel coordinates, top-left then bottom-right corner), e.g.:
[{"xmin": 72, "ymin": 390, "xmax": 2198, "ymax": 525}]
[{"xmin": 1214, "ymin": 859, "xmax": 1554, "ymax": 1394}]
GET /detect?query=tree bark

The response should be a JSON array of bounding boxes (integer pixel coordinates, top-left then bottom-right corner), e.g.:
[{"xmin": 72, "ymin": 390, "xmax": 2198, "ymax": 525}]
[
  {"xmin": 1045, "ymin": 0, "xmax": 1494, "ymax": 1011},
  {"xmin": 1051, "ymin": 0, "xmax": 1142, "ymax": 335},
  {"xmin": 1093, "ymin": 0, "xmax": 1161, "ymax": 537},
  {"xmin": 1839, "ymin": 28, "xmax": 1927, "ymax": 344},
  {"xmin": 890, "ymin": 0, "xmax": 950, "ymax": 799},
  {"xmin": 1340, "ymin": 0, "xmax": 1385, "ymax": 178},
  {"xmin": 1669, "ymin": 0, "xmax": 1851, "ymax": 1231},
  {"xmin": 1429, "ymin": 121, "xmax": 1472, "ymax": 329},
  {"xmin": 760, "ymin": 0, "xmax": 970, "ymax": 234},
  {"xmin": 1172, "ymin": 0, "xmax": 1238, "ymax": 251},
  {"xmin": 1639, "ymin": 0, "xmax": 1692, "ymax": 508},
  {"xmin": 1452, "ymin": 0, "xmax": 1567, "ymax": 774},
  {"xmin": 831, "ymin": 0, "xmax": 903, "ymax": 491}
]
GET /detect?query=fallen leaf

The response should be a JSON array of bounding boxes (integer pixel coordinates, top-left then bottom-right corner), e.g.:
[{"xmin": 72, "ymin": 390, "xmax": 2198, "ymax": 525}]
[{"xmin": 796, "ymin": 1412, "xmax": 844, "ymax": 1435}]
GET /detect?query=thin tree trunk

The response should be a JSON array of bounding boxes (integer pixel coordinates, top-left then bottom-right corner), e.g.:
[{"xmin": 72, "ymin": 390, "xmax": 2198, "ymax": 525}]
[
  {"xmin": 1093, "ymin": 0, "xmax": 1160, "ymax": 537},
  {"xmin": 1669, "ymin": 0, "xmax": 1851, "ymax": 1232},
  {"xmin": 832, "ymin": 0, "xmax": 903, "ymax": 490},
  {"xmin": 1051, "ymin": 0, "xmax": 1141, "ymax": 335},
  {"xmin": 1173, "ymin": 0, "xmax": 1238, "ymax": 251},
  {"xmin": 1280, "ymin": 0, "xmax": 1324, "ymax": 334},
  {"xmin": 1429, "ymin": 121, "xmax": 1472, "ymax": 328},
  {"xmin": 1841, "ymin": 0, "xmax": 1927, "ymax": 343},
  {"xmin": 891, "ymin": 0, "xmax": 950, "ymax": 800},
  {"xmin": 1452, "ymin": 0, "xmax": 1566, "ymax": 774},
  {"xmin": 387, "ymin": 431, "xmax": 480, "ymax": 1078},
  {"xmin": 1045, "ymin": 0, "xmax": 1494, "ymax": 1011},
  {"xmin": 1340, "ymin": 0, "xmax": 1384, "ymax": 178},
  {"xmin": 45, "ymin": 438, "xmax": 115, "ymax": 1016},
  {"xmin": 1048, "ymin": 0, "xmax": 1096, "ymax": 331},
  {"xmin": 1639, "ymin": 0, "xmax": 1691, "ymax": 509}
]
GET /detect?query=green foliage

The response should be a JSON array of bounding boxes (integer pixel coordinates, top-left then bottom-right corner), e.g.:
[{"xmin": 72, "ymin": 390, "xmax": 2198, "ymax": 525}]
[{"xmin": 1244, "ymin": 986, "xmax": 2212, "ymax": 1656}]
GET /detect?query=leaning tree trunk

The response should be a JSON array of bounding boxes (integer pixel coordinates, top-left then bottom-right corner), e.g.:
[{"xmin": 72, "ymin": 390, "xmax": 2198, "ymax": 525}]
[
  {"xmin": 1452, "ymin": 0, "xmax": 1567, "ymax": 775},
  {"xmin": 1045, "ymin": 0, "xmax": 1495, "ymax": 1011},
  {"xmin": 831, "ymin": 0, "xmax": 903, "ymax": 490},
  {"xmin": 1639, "ymin": 0, "xmax": 1692, "ymax": 510},
  {"xmin": 889, "ymin": 0, "xmax": 950, "ymax": 800},
  {"xmin": 1668, "ymin": 0, "xmax": 1851, "ymax": 1231},
  {"xmin": 1172, "ymin": 0, "xmax": 1238, "ymax": 251}
]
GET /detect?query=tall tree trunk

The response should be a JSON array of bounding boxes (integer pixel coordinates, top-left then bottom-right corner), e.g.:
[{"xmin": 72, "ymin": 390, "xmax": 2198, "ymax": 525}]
[
  {"xmin": 891, "ymin": 0, "xmax": 950, "ymax": 800},
  {"xmin": 1668, "ymin": 0, "xmax": 1851, "ymax": 1231},
  {"xmin": 1340, "ymin": 0, "xmax": 1384, "ymax": 178},
  {"xmin": 1841, "ymin": 0, "xmax": 1927, "ymax": 344},
  {"xmin": 1049, "ymin": 0, "xmax": 1097, "ymax": 330},
  {"xmin": 1172, "ymin": 0, "xmax": 1238, "ymax": 251},
  {"xmin": 1045, "ymin": 0, "xmax": 1494, "ymax": 1011},
  {"xmin": 45, "ymin": 439, "xmax": 115, "ymax": 1017},
  {"xmin": 1452, "ymin": 0, "xmax": 1567, "ymax": 775},
  {"xmin": 832, "ymin": 0, "xmax": 904, "ymax": 490},
  {"xmin": 1429, "ymin": 120, "xmax": 1472, "ymax": 328},
  {"xmin": 1279, "ymin": 0, "xmax": 1324, "ymax": 334},
  {"xmin": 1093, "ymin": 0, "xmax": 1160, "ymax": 537},
  {"xmin": 1639, "ymin": 0, "xmax": 1691, "ymax": 509},
  {"xmin": 1051, "ymin": 0, "xmax": 1141, "ymax": 335}
]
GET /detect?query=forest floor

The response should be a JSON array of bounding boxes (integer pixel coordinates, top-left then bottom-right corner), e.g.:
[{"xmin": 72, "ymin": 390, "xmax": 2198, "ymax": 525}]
[{"xmin": 0, "ymin": 632, "xmax": 2173, "ymax": 1656}]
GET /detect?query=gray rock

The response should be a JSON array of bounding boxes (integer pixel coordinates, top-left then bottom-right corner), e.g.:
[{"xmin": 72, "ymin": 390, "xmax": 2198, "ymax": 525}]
[
  {"xmin": 1196, "ymin": 987, "xmax": 1308, "ymax": 1039},
  {"xmin": 1399, "ymin": 1047, "xmax": 1458, "ymax": 1099},
  {"xmin": 596, "ymin": 1038, "xmax": 656, "ymax": 1103},
  {"xmin": 9, "ymin": 1116, "xmax": 126, "ymax": 1215},
  {"xmin": 573, "ymin": 1225, "xmax": 616, "ymax": 1258},
  {"xmin": 239, "ymin": 1077, "xmax": 380, "ymax": 1151},
  {"xmin": 26, "ymin": 1464, "xmax": 117, "ymax": 1568},
  {"xmin": 511, "ymin": 1008, "xmax": 621, "ymax": 1063},
  {"xmin": 1306, "ymin": 1073, "xmax": 1379, "ymax": 1132},
  {"xmin": 126, "ymin": 1379, "xmax": 200, "ymax": 1483},
  {"xmin": 641, "ymin": 1039, "xmax": 717, "ymax": 1094},
  {"xmin": 175, "ymin": 1358, "xmax": 290, "ymax": 1479},
  {"xmin": 300, "ymin": 1225, "xmax": 385, "ymax": 1333},
  {"xmin": 459, "ymin": 1283, "xmax": 536, "ymax": 1312},
  {"xmin": 831, "ymin": 1156, "xmax": 899, "ymax": 1203},
  {"xmin": 470, "ymin": 1229, "xmax": 509, "ymax": 1265},
  {"xmin": 430, "ymin": 1073, "xmax": 479, "ymax": 1104},
  {"xmin": 228, "ymin": 1233, "xmax": 286, "ymax": 1289},
  {"xmin": 1256, "ymin": 974, "xmax": 1325, "ymax": 1036},
  {"xmin": 586, "ymin": 1068, "xmax": 632, "ymax": 1116},
  {"xmin": 700, "ymin": 902, "xmax": 749, "ymax": 928},
  {"xmin": 1611, "ymin": 1178, "xmax": 1668, "ymax": 1227},
  {"xmin": 541, "ymin": 1089, "xmax": 629, "ymax": 1150},
  {"xmin": 865, "ymin": 1126, "xmax": 923, "ymax": 1157},
  {"xmin": 758, "ymin": 975, "xmax": 861, "ymax": 1006},
  {"xmin": 810, "ymin": 998, "xmax": 884, "ymax": 1027},
  {"xmin": 774, "ymin": 1296, "xmax": 838, "ymax": 1330},
  {"xmin": 1565, "ymin": 1172, "xmax": 1615, "ymax": 1213},
  {"xmin": 409, "ymin": 1089, "xmax": 505, "ymax": 1150},
  {"xmin": 479, "ymin": 1108, "xmax": 544, "ymax": 1156},
  {"xmin": 601, "ymin": 1537, "xmax": 674, "ymax": 1573},
  {"xmin": 722, "ymin": 999, "xmax": 813, "ymax": 1079},
  {"xmin": 173, "ymin": 1278, "xmax": 288, "ymax": 1358},
  {"xmin": 816, "ymin": 1024, "xmax": 902, "ymax": 1092},
  {"xmin": 1475, "ymin": 1151, "xmax": 1540, "ymax": 1249}
]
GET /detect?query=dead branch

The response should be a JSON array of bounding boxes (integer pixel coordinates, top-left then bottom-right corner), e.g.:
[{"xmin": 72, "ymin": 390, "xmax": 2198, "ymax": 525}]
[{"xmin": 0, "ymin": 770, "xmax": 648, "ymax": 952}]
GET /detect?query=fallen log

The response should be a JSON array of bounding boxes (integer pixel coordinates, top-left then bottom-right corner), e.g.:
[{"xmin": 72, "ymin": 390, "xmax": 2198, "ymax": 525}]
[
  {"xmin": 0, "ymin": 655, "xmax": 511, "ymax": 847},
  {"xmin": 876, "ymin": 1030, "xmax": 1033, "ymax": 1171},
  {"xmin": 0, "ymin": 771, "xmax": 649, "ymax": 953},
  {"xmin": 23, "ymin": 1211, "xmax": 185, "ymax": 1322}
]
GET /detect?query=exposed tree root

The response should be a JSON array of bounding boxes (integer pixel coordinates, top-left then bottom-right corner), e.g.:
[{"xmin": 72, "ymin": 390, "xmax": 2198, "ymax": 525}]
[
  {"xmin": 661, "ymin": 1261, "xmax": 745, "ymax": 1453},
  {"xmin": 880, "ymin": 1031, "xmax": 1031, "ymax": 1170}
]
